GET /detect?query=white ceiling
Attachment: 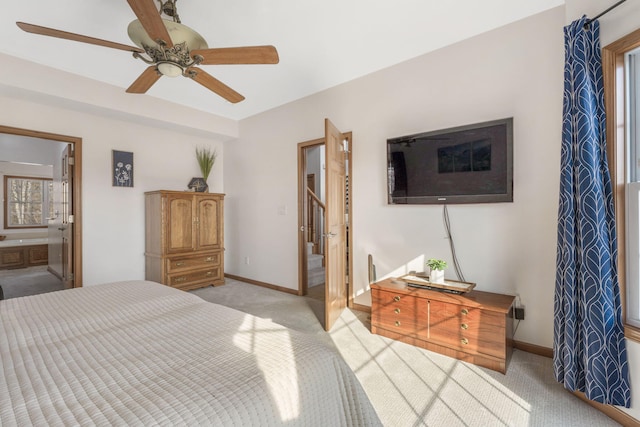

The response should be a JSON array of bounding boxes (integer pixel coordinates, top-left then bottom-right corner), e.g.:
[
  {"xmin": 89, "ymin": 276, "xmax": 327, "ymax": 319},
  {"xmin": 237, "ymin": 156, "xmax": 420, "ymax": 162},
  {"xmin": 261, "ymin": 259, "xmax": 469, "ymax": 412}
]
[{"xmin": 1, "ymin": 0, "xmax": 564, "ymax": 120}]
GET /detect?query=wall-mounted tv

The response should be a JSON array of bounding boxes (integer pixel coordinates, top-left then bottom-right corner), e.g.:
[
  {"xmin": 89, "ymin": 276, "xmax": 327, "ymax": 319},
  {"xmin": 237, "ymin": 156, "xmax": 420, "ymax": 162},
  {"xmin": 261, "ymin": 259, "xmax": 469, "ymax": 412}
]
[{"xmin": 387, "ymin": 118, "xmax": 513, "ymax": 205}]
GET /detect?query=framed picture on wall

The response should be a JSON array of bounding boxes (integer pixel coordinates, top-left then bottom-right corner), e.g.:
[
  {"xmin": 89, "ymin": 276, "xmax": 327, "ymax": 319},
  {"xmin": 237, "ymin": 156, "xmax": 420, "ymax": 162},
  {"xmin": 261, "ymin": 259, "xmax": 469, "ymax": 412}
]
[{"xmin": 112, "ymin": 150, "xmax": 134, "ymax": 187}]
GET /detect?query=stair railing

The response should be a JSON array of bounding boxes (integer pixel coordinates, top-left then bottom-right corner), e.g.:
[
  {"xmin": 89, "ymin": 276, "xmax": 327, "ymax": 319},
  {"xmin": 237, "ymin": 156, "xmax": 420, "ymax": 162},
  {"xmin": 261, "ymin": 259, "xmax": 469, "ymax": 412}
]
[{"xmin": 306, "ymin": 188, "xmax": 325, "ymax": 257}]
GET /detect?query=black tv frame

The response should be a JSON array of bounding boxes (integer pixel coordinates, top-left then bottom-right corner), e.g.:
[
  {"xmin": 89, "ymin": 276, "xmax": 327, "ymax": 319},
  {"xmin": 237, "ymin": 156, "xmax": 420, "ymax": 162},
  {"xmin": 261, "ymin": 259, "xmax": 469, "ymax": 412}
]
[{"xmin": 387, "ymin": 118, "xmax": 513, "ymax": 205}]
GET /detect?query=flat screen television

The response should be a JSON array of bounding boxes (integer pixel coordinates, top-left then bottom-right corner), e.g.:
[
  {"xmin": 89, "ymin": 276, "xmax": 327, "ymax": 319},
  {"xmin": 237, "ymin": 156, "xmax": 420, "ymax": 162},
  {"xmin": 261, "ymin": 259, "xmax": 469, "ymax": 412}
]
[{"xmin": 387, "ymin": 118, "xmax": 513, "ymax": 205}]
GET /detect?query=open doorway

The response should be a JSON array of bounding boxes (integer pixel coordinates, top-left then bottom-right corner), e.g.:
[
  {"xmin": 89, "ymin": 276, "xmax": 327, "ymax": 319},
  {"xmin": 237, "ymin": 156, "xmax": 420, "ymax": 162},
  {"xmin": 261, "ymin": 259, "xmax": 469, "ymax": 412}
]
[
  {"xmin": 300, "ymin": 142, "xmax": 326, "ymax": 300},
  {"xmin": 297, "ymin": 119, "xmax": 353, "ymax": 331},
  {"xmin": 0, "ymin": 125, "xmax": 82, "ymax": 299}
]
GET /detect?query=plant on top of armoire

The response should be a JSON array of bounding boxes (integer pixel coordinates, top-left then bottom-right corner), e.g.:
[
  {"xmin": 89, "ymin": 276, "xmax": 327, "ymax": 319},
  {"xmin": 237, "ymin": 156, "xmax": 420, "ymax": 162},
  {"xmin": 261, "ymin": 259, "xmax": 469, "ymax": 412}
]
[{"xmin": 189, "ymin": 147, "xmax": 217, "ymax": 192}]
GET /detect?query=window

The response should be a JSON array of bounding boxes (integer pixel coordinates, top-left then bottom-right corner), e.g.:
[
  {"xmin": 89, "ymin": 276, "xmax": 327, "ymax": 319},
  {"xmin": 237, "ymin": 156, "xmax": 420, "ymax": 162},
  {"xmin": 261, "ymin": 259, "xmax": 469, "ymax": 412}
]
[
  {"xmin": 627, "ymin": 48, "xmax": 640, "ymax": 329},
  {"xmin": 604, "ymin": 31, "xmax": 640, "ymax": 340},
  {"xmin": 3, "ymin": 176, "xmax": 53, "ymax": 229}
]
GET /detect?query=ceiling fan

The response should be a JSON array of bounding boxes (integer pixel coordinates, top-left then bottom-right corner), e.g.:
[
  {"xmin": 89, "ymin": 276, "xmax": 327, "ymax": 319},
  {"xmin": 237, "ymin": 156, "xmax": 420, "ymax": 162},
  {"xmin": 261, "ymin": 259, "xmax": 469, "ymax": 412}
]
[{"xmin": 16, "ymin": 0, "xmax": 279, "ymax": 104}]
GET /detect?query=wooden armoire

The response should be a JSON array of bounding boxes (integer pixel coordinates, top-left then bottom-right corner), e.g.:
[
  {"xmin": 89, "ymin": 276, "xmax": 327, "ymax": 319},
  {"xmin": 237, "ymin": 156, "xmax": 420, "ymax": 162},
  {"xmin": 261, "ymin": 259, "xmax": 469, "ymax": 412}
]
[{"xmin": 145, "ymin": 190, "xmax": 224, "ymax": 290}]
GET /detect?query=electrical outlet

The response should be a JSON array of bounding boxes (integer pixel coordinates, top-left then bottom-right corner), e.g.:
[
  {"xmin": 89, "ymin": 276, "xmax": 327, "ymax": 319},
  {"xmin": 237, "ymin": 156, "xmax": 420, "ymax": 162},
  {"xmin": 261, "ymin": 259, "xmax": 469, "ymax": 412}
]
[{"xmin": 515, "ymin": 306, "xmax": 525, "ymax": 320}]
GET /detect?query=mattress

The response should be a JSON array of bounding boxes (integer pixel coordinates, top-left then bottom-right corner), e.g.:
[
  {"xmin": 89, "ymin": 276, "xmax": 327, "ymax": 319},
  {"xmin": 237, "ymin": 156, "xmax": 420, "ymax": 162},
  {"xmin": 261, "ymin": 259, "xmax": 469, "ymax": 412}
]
[{"xmin": 0, "ymin": 280, "xmax": 381, "ymax": 426}]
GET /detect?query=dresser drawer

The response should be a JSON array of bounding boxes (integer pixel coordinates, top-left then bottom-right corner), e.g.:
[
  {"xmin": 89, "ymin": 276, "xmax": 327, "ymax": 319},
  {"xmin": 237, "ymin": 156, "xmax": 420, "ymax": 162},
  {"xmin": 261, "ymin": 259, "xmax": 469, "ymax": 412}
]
[
  {"xmin": 429, "ymin": 300, "xmax": 505, "ymax": 357},
  {"xmin": 166, "ymin": 252, "xmax": 221, "ymax": 273},
  {"xmin": 370, "ymin": 279, "xmax": 515, "ymax": 373},
  {"xmin": 372, "ymin": 289, "xmax": 428, "ymax": 338},
  {"xmin": 168, "ymin": 266, "xmax": 222, "ymax": 289}
]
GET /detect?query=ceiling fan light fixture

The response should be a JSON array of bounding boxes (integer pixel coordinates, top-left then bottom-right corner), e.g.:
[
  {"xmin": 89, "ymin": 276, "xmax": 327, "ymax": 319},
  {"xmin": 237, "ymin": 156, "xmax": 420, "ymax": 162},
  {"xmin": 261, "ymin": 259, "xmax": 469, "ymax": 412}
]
[
  {"xmin": 128, "ymin": 19, "xmax": 207, "ymax": 76},
  {"xmin": 17, "ymin": 0, "xmax": 278, "ymax": 104},
  {"xmin": 127, "ymin": 20, "xmax": 208, "ymax": 52},
  {"xmin": 157, "ymin": 61, "xmax": 183, "ymax": 77}
]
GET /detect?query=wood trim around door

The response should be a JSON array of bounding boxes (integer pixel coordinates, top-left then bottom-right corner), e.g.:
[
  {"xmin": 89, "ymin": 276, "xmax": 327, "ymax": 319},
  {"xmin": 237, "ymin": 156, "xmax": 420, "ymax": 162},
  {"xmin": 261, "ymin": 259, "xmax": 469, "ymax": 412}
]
[
  {"xmin": 0, "ymin": 125, "xmax": 83, "ymax": 287},
  {"xmin": 297, "ymin": 137, "xmax": 324, "ymax": 297},
  {"xmin": 296, "ymin": 132, "xmax": 354, "ymax": 309}
]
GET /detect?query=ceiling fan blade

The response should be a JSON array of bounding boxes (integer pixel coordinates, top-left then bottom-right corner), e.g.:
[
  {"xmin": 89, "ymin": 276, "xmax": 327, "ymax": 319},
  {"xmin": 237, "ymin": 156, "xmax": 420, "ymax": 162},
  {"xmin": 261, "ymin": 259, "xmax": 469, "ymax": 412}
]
[
  {"xmin": 16, "ymin": 22, "xmax": 144, "ymax": 53},
  {"xmin": 187, "ymin": 67, "xmax": 245, "ymax": 103},
  {"xmin": 126, "ymin": 67, "xmax": 162, "ymax": 93},
  {"xmin": 126, "ymin": 0, "xmax": 173, "ymax": 47},
  {"xmin": 191, "ymin": 46, "xmax": 279, "ymax": 65}
]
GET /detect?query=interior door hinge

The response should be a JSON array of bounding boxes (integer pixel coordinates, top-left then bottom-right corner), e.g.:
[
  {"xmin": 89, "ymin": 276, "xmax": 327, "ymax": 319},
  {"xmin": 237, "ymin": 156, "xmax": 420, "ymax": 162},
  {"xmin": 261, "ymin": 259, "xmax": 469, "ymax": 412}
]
[
  {"xmin": 68, "ymin": 215, "xmax": 75, "ymax": 224},
  {"xmin": 68, "ymin": 157, "xmax": 75, "ymax": 166},
  {"xmin": 342, "ymin": 139, "xmax": 350, "ymax": 153}
]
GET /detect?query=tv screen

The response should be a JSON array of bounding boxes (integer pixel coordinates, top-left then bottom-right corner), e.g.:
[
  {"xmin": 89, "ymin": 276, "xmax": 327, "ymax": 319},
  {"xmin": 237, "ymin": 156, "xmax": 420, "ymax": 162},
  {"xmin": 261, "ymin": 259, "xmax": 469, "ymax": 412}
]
[{"xmin": 387, "ymin": 118, "xmax": 513, "ymax": 205}]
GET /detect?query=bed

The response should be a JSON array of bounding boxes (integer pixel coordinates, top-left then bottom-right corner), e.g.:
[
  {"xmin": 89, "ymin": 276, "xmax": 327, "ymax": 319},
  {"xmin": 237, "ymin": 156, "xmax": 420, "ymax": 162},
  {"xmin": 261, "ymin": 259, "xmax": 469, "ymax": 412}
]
[{"xmin": 0, "ymin": 280, "xmax": 381, "ymax": 426}]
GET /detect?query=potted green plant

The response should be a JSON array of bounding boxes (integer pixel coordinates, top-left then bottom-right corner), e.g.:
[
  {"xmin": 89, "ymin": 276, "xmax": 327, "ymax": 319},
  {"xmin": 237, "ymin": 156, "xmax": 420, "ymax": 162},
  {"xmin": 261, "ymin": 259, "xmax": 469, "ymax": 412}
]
[
  {"xmin": 192, "ymin": 147, "xmax": 217, "ymax": 192},
  {"xmin": 426, "ymin": 258, "xmax": 447, "ymax": 284}
]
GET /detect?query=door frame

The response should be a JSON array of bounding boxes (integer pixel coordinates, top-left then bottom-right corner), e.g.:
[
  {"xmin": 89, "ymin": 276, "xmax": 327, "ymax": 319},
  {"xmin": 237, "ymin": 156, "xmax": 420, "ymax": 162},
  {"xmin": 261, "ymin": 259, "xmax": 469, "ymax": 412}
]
[
  {"xmin": 0, "ymin": 125, "xmax": 83, "ymax": 287},
  {"xmin": 297, "ymin": 131, "xmax": 353, "ymax": 307}
]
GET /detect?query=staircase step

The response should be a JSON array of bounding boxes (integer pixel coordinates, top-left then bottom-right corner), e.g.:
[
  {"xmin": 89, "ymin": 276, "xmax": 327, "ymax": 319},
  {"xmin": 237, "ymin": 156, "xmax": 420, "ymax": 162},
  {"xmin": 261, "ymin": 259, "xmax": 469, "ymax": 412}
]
[
  {"xmin": 307, "ymin": 253, "xmax": 323, "ymax": 270},
  {"xmin": 308, "ymin": 266, "xmax": 325, "ymax": 286}
]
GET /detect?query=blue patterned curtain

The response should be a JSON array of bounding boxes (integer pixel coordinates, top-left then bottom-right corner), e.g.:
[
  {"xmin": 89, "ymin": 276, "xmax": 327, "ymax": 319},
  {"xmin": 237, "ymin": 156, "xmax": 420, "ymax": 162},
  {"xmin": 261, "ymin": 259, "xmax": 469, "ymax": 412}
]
[{"xmin": 554, "ymin": 17, "xmax": 630, "ymax": 407}]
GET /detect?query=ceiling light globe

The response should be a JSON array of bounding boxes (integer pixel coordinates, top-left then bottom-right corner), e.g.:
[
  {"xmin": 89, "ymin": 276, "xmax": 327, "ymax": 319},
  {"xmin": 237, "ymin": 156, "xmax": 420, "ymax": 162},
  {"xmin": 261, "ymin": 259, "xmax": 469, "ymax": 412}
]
[{"xmin": 157, "ymin": 62, "xmax": 183, "ymax": 77}]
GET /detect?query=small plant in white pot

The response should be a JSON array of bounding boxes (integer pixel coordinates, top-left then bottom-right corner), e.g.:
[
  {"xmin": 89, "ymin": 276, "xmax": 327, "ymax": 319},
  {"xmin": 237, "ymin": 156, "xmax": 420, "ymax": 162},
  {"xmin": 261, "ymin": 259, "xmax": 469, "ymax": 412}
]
[{"xmin": 426, "ymin": 259, "xmax": 447, "ymax": 284}]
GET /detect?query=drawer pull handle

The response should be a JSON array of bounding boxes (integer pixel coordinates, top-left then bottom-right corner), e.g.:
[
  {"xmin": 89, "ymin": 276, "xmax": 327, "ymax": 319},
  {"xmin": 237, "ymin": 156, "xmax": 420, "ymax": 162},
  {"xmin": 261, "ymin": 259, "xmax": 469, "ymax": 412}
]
[
  {"xmin": 393, "ymin": 296, "xmax": 401, "ymax": 302},
  {"xmin": 175, "ymin": 262, "xmax": 185, "ymax": 267},
  {"xmin": 394, "ymin": 308, "xmax": 401, "ymax": 314},
  {"xmin": 175, "ymin": 277, "xmax": 187, "ymax": 283},
  {"xmin": 461, "ymin": 308, "xmax": 469, "ymax": 315},
  {"xmin": 461, "ymin": 323, "xmax": 469, "ymax": 330},
  {"xmin": 461, "ymin": 338, "xmax": 469, "ymax": 345},
  {"xmin": 205, "ymin": 257, "xmax": 214, "ymax": 262},
  {"xmin": 206, "ymin": 271, "xmax": 213, "ymax": 276},
  {"xmin": 395, "ymin": 321, "xmax": 401, "ymax": 327}
]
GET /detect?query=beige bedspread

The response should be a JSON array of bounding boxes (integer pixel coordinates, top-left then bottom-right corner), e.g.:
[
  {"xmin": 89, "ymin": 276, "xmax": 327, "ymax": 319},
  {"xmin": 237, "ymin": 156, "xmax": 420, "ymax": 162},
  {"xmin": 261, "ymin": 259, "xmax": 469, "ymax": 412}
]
[{"xmin": 0, "ymin": 280, "xmax": 381, "ymax": 426}]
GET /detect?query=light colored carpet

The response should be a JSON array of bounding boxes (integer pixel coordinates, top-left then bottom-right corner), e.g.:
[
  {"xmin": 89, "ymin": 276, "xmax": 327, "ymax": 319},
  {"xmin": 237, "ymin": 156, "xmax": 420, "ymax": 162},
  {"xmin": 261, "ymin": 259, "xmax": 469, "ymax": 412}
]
[
  {"xmin": 0, "ymin": 266, "xmax": 64, "ymax": 299},
  {"xmin": 192, "ymin": 279, "xmax": 620, "ymax": 427}
]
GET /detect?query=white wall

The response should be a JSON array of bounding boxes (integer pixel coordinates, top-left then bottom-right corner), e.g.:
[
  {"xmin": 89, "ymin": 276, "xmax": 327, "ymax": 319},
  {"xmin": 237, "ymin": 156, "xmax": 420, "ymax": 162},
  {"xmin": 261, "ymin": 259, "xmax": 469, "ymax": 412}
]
[
  {"xmin": 228, "ymin": 5, "xmax": 564, "ymax": 344},
  {"xmin": 306, "ymin": 145, "xmax": 325, "ymax": 202},
  {"xmin": 0, "ymin": 134, "xmax": 65, "ymax": 166},
  {"xmin": 566, "ymin": 0, "xmax": 640, "ymax": 45},
  {"xmin": 1, "ymin": 89, "xmax": 228, "ymax": 286}
]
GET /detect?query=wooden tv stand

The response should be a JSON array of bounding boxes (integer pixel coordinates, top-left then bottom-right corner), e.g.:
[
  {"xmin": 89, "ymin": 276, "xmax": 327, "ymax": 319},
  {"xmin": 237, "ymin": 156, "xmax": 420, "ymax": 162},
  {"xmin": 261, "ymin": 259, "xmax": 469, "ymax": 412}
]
[{"xmin": 371, "ymin": 278, "xmax": 515, "ymax": 373}]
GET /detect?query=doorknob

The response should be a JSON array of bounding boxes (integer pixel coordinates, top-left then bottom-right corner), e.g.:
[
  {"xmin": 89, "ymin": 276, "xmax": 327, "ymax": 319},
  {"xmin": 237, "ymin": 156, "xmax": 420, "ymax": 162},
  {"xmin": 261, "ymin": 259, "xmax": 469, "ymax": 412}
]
[
  {"xmin": 300, "ymin": 226, "xmax": 305, "ymax": 232},
  {"xmin": 323, "ymin": 232, "xmax": 337, "ymax": 239},
  {"xmin": 58, "ymin": 227, "xmax": 66, "ymax": 231}
]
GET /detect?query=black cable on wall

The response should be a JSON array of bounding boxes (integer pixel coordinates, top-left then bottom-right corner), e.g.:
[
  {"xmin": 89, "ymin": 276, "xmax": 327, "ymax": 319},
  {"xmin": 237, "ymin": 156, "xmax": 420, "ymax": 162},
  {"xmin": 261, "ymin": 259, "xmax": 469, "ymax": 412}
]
[{"xmin": 443, "ymin": 205, "xmax": 466, "ymax": 282}]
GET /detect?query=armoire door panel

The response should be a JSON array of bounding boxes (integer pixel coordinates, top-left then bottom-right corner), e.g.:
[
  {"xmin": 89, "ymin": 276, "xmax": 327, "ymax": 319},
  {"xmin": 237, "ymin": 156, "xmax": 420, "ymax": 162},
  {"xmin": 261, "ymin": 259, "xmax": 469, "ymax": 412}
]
[
  {"xmin": 197, "ymin": 198, "xmax": 220, "ymax": 250},
  {"xmin": 167, "ymin": 196, "xmax": 194, "ymax": 253}
]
